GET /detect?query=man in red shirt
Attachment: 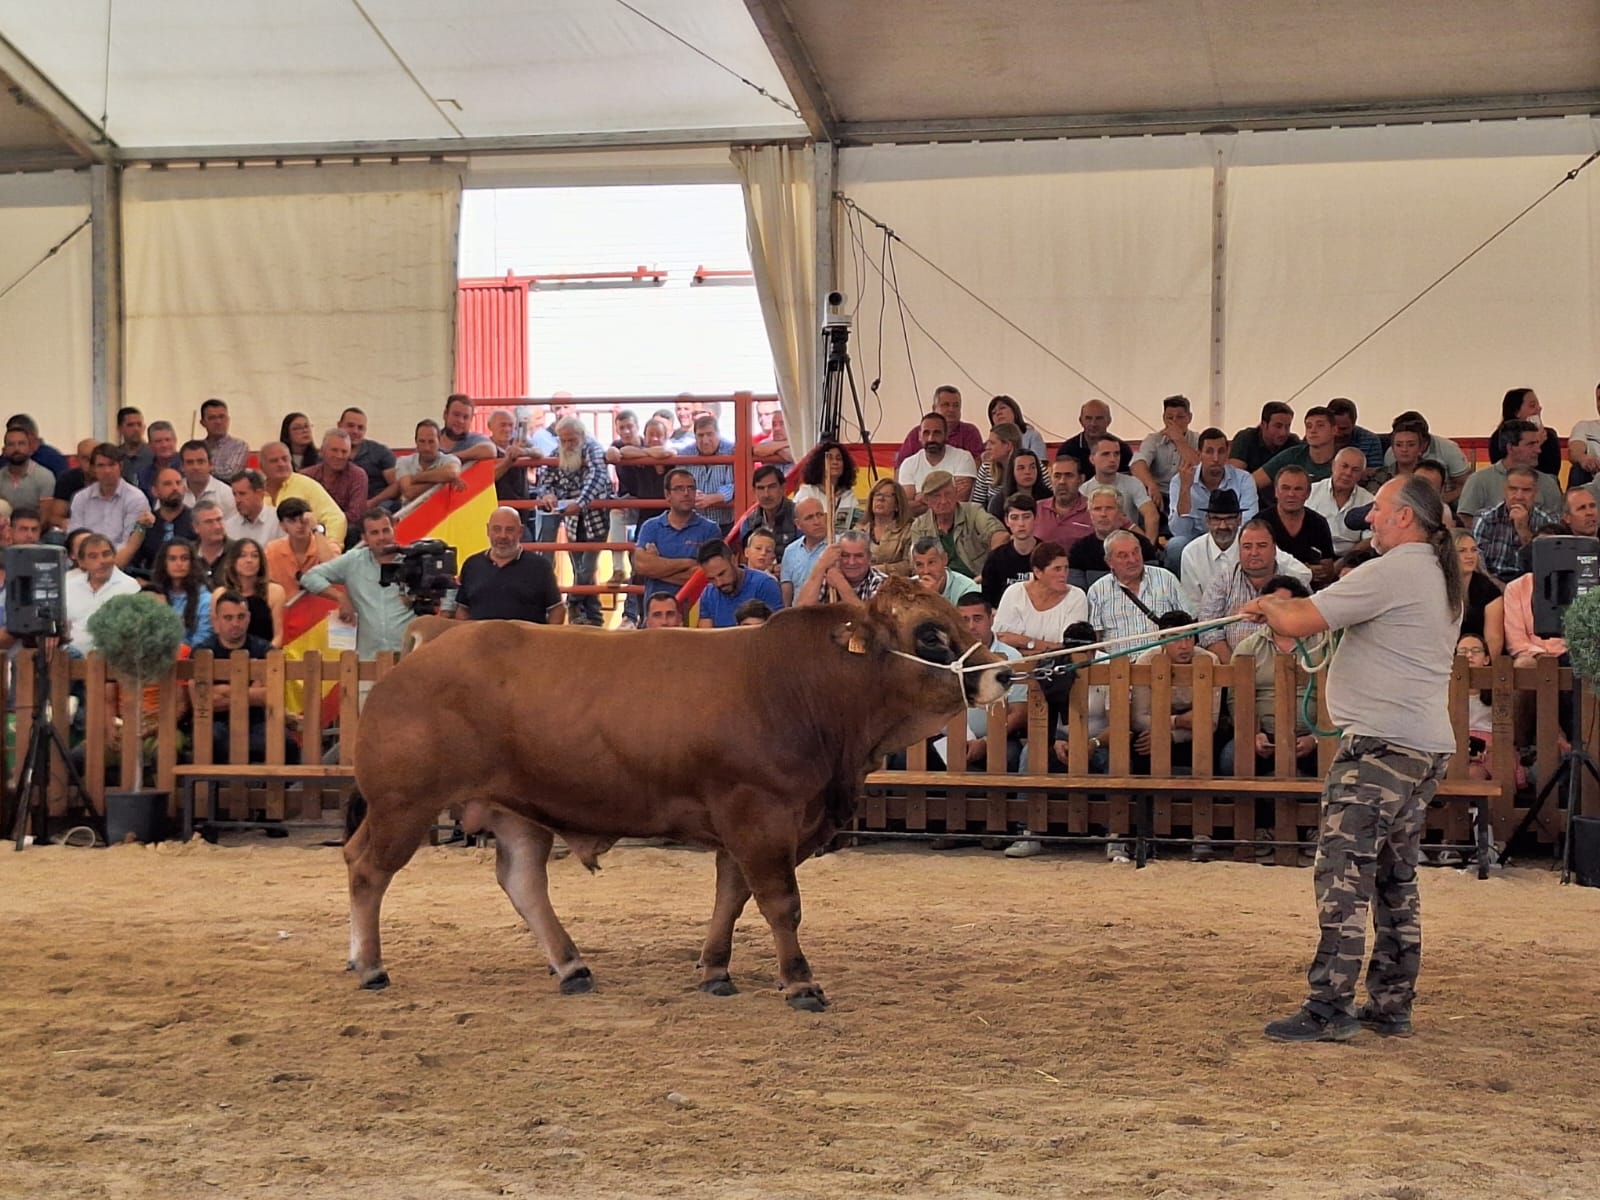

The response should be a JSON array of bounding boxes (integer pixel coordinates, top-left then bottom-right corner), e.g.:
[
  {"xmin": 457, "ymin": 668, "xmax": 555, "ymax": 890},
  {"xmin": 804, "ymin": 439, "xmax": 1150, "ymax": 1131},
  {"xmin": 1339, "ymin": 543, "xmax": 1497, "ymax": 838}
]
[{"xmin": 1033, "ymin": 455, "xmax": 1094, "ymax": 553}]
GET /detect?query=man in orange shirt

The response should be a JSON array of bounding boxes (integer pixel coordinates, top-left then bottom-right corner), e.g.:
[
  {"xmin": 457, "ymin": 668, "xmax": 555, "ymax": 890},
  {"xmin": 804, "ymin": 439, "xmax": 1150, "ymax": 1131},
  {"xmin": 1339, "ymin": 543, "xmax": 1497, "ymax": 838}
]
[{"xmin": 264, "ymin": 497, "xmax": 340, "ymax": 601}]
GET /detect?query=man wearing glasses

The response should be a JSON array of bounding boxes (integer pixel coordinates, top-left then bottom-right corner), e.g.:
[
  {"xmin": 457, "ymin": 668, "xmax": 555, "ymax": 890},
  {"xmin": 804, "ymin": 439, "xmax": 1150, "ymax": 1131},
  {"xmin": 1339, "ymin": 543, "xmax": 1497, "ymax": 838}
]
[{"xmin": 631, "ymin": 468, "xmax": 722, "ymax": 625}]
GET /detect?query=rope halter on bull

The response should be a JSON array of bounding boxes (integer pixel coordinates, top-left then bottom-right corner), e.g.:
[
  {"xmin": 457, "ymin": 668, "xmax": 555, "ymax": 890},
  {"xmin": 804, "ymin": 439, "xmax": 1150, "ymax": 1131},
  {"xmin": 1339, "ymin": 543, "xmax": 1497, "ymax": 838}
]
[{"xmin": 889, "ymin": 613, "xmax": 1251, "ymax": 680}]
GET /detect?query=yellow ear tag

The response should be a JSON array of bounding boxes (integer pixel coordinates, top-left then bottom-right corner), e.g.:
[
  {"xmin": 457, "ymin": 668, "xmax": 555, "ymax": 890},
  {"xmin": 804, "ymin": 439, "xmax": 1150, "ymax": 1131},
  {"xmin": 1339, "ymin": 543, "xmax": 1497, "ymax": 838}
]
[{"xmin": 845, "ymin": 624, "xmax": 870, "ymax": 655}]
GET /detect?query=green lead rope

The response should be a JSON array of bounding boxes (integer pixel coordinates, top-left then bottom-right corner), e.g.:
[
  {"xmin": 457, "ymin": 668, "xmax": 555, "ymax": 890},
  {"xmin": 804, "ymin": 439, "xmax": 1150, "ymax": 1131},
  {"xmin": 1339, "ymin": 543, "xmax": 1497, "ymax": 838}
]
[{"xmin": 1294, "ymin": 631, "xmax": 1345, "ymax": 739}]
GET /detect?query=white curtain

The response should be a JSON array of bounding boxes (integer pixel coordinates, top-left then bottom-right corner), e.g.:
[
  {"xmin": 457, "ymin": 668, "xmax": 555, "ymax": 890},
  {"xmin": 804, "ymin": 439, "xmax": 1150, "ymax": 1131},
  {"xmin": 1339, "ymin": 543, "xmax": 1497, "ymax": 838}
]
[
  {"xmin": 733, "ymin": 144, "xmax": 817, "ymax": 456},
  {"xmin": 0, "ymin": 173, "xmax": 93, "ymax": 451},
  {"xmin": 122, "ymin": 161, "xmax": 462, "ymax": 451}
]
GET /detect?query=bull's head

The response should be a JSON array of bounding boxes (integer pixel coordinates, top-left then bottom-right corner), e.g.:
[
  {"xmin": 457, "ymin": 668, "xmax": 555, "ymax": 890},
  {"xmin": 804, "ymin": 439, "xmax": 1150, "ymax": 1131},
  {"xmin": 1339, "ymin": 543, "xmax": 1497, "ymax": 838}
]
[{"xmin": 834, "ymin": 576, "xmax": 1013, "ymax": 706}]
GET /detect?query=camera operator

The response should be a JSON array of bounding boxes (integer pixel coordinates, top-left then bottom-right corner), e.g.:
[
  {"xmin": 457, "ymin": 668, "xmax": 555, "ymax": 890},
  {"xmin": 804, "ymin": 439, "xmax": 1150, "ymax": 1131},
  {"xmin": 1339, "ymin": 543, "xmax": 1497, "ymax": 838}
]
[{"xmin": 300, "ymin": 507, "xmax": 420, "ymax": 660}]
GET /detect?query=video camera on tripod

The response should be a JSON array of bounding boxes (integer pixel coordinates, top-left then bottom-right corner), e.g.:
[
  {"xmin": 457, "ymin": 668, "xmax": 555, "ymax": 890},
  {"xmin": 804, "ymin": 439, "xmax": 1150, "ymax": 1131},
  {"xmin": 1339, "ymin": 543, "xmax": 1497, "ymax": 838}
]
[
  {"xmin": 817, "ymin": 290, "xmax": 878, "ymax": 478},
  {"xmin": 379, "ymin": 539, "xmax": 459, "ymax": 616}
]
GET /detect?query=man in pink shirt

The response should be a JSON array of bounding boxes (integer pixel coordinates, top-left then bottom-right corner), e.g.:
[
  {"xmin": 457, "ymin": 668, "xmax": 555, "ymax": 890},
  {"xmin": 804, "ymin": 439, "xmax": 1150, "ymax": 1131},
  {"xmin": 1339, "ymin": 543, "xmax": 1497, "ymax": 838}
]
[
  {"xmin": 1033, "ymin": 455, "xmax": 1094, "ymax": 553},
  {"xmin": 891, "ymin": 385, "xmax": 984, "ymax": 466}
]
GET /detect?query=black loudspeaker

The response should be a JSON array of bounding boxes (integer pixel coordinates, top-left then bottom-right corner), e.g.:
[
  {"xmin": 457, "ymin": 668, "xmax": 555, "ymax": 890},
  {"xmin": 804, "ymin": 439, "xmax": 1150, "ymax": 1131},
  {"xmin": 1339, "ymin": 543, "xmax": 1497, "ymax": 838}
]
[
  {"xmin": 4, "ymin": 544, "xmax": 69, "ymax": 639},
  {"xmin": 1531, "ymin": 535, "xmax": 1600, "ymax": 639},
  {"xmin": 1571, "ymin": 816, "xmax": 1600, "ymax": 889}
]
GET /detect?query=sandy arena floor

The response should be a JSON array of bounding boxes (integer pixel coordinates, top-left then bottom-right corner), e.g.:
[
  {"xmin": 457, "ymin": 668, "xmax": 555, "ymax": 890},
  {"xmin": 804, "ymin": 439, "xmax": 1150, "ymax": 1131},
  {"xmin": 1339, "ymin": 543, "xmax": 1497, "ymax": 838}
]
[{"xmin": 2, "ymin": 837, "xmax": 1598, "ymax": 1200}]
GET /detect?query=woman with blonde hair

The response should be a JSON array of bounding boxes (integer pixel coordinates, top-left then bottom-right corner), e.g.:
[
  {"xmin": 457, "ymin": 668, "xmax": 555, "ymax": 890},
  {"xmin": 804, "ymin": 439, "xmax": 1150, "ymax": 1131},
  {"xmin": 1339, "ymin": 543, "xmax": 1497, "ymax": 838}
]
[{"xmin": 857, "ymin": 477, "xmax": 914, "ymax": 575}]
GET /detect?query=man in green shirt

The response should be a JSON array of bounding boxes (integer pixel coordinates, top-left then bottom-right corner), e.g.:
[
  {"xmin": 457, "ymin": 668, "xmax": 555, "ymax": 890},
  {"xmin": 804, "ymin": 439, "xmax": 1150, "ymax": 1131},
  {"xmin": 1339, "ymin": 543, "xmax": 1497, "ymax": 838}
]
[{"xmin": 1253, "ymin": 405, "xmax": 1338, "ymax": 499}]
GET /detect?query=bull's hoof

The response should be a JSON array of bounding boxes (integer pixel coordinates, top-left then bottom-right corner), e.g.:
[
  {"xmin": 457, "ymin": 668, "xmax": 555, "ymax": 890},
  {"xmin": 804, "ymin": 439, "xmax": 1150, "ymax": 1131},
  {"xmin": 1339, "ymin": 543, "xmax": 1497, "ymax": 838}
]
[
  {"xmin": 558, "ymin": 967, "xmax": 594, "ymax": 995},
  {"xmin": 358, "ymin": 968, "xmax": 390, "ymax": 991},
  {"xmin": 785, "ymin": 988, "xmax": 828, "ymax": 1013},
  {"xmin": 698, "ymin": 978, "xmax": 737, "ymax": 997}
]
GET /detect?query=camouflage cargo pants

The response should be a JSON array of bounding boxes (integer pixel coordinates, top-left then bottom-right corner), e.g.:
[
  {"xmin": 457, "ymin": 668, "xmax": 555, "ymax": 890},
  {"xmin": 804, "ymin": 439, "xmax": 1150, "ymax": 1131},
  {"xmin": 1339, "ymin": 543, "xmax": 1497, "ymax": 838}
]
[{"xmin": 1304, "ymin": 735, "xmax": 1451, "ymax": 1020}]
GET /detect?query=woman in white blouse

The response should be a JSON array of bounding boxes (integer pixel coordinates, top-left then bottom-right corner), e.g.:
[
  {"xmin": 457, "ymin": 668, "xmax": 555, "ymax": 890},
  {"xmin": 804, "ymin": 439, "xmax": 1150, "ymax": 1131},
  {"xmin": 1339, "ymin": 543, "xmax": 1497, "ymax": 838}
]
[
  {"xmin": 992, "ymin": 540, "xmax": 1089, "ymax": 655},
  {"xmin": 792, "ymin": 439, "xmax": 862, "ymax": 532}
]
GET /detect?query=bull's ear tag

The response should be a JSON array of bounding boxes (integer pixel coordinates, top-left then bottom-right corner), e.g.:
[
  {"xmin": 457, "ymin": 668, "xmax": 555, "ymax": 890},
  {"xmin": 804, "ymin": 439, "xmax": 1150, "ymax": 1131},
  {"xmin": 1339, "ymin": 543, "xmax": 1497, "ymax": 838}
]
[{"xmin": 835, "ymin": 621, "xmax": 870, "ymax": 655}]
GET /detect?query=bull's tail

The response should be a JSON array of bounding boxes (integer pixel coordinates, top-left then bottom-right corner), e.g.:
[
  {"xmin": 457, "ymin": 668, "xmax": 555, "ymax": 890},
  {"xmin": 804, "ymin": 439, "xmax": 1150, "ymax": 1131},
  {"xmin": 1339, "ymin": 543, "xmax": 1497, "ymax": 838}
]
[{"xmin": 344, "ymin": 790, "xmax": 368, "ymax": 842}]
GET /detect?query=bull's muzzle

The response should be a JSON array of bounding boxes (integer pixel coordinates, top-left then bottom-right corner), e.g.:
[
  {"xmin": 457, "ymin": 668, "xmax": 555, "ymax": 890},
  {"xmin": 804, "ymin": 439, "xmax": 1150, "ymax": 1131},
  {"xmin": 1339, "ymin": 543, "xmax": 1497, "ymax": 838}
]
[{"xmin": 965, "ymin": 662, "xmax": 1013, "ymax": 706}]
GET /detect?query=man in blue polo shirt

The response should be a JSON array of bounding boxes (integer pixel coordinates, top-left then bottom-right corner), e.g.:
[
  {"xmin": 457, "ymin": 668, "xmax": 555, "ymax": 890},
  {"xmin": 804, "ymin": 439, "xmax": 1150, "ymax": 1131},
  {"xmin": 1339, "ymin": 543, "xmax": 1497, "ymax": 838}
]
[
  {"xmin": 633, "ymin": 467, "xmax": 722, "ymax": 616},
  {"xmin": 779, "ymin": 496, "xmax": 830, "ymax": 606},
  {"xmin": 694, "ymin": 539, "xmax": 784, "ymax": 627}
]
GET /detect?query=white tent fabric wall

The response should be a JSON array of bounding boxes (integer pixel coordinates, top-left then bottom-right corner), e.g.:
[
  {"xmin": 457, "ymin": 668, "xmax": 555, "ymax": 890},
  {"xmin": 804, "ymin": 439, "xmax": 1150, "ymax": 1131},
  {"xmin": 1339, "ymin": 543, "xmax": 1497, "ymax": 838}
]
[
  {"xmin": 733, "ymin": 144, "xmax": 816, "ymax": 456},
  {"xmin": 122, "ymin": 161, "xmax": 461, "ymax": 451},
  {"xmin": 0, "ymin": 173, "xmax": 93, "ymax": 450},
  {"xmin": 1224, "ymin": 154, "xmax": 1600, "ymax": 440},
  {"xmin": 836, "ymin": 156, "xmax": 1215, "ymax": 447}
]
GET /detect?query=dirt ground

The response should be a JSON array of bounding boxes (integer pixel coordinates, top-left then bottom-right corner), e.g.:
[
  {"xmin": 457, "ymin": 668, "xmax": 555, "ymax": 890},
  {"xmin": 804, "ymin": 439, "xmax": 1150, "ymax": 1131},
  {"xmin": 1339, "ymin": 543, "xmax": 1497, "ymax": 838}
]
[{"xmin": 2, "ymin": 837, "xmax": 1598, "ymax": 1200}]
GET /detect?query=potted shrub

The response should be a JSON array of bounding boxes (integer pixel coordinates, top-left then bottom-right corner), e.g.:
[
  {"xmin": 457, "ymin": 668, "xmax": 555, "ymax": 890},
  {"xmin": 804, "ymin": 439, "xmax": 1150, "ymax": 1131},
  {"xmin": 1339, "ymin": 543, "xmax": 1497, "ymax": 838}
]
[{"xmin": 86, "ymin": 593, "xmax": 185, "ymax": 843}]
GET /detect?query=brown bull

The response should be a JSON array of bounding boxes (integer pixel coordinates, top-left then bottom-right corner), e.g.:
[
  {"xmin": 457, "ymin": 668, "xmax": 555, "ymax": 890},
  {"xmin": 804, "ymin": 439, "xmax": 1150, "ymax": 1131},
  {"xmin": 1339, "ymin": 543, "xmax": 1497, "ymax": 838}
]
[{"xmin": 344, "ymin": 576, "xmax": 1012, "ymax": 1010}]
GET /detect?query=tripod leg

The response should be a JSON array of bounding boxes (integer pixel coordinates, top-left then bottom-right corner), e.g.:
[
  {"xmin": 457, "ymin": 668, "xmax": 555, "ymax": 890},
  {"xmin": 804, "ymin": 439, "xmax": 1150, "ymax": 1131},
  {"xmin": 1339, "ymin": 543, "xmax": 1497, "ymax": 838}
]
[
  {"xmin": 11, "ymin": 724, "xmax": 47, "ymax": 851},
  {"xmin": 1500, "ymin": 759, "xmax": 1570, "ymax": 868}
]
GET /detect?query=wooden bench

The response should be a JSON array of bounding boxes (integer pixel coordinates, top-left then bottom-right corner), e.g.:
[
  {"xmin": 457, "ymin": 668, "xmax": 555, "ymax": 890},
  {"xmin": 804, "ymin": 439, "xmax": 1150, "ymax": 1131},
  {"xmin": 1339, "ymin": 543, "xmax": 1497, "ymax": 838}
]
[
  {"xmin": 177, "ymin": 764, "xmax": 358, "ymax": 842},
  {"xmin": 865, "ymin": 770, "xmax": 1502, "ymax": 879}
]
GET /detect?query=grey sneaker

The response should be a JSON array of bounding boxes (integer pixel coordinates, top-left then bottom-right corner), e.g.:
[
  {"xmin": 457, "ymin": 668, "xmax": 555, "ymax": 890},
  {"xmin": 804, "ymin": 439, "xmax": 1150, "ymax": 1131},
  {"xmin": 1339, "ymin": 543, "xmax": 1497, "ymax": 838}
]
[
  {"xmin": 1356, "ymin": 1004, "xmax": 1413, "ymax": 1037},
  {"xmin": 1003, "ymin": 838, "xmax": 1043, "ymax": 858},
  {"xmin": 1106, "ymin": 841, "xmax": 1132, "ymax": 863},
  {"xmin": 1263, "ymin": 1007, "xmax": 1360, "ymax": 1043}
]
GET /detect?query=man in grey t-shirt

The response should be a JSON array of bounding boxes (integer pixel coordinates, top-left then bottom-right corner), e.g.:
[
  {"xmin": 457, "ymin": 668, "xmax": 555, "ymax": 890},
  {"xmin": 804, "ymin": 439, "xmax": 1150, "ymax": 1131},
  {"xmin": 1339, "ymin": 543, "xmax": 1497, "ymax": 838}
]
[{"xmin": 1240, "ymin": 476, "xmax": 1458, "ymax": 1045}]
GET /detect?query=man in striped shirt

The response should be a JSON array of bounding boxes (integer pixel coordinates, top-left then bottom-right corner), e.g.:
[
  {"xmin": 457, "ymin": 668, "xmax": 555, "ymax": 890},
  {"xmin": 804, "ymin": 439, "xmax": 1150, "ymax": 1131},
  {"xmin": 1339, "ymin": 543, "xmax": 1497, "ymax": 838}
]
[{"xmin": 1087, "ymin": 530, "xmax": 1186, "ymax": 650}]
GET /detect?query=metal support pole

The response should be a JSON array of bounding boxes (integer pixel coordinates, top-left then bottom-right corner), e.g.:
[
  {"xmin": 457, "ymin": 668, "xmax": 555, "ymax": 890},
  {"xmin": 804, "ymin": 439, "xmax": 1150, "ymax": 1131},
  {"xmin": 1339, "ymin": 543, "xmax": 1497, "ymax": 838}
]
[
  {"xmin": 1208, "ymin": 139, "xmax": 1229, "ymax": 430},
  {"xmin": 90, "ymin": 164, "xmax": 124, "ymax": 439},
  {"xmin": 811, "ymin": 142, "xmax": 838, "ymax": 452}
]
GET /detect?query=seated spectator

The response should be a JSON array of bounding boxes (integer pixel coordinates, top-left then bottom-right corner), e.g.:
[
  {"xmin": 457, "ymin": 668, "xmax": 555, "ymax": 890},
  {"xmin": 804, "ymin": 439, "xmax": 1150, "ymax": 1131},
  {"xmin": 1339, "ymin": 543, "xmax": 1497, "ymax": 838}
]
[
  {"xmin": 226, "ymin": 469, "xmax": 281, "ymax": 544},
  {"xmin": 190, "ymin": 499, "xmax": 232, "ymax": 586},
  {"xmin": 1489, "ymin": 387, "xmax": 1561, "ymax": 476},
  {"xmin": 696, "ymin": 538, "xmax": 785, "ymax": 626},
  {"xmin": 892, "ymin": 385, "xmax": 984, "ymax": 467},
  {"xmin": 1178, "ymin": 487, "xmax": 1312, "ymax": 611},
  {"xmin": 200, "ymin": 590, "xmax": 291, "ymax": 766},
  {"xmin": 64, "ymin": 526, "xmax": 94, "ymax": 570},
  {"xmin": 1034, "ymin": 455, "xmax": 1093, "ymax": 552},
  {"xmin": 451, "ymin": 506, "xmax": 564, "ymax": 624},
  {"xmin": 910, "ymin": 536, "xmax": 979, "ymax": 605},
  {"xmin": 1131, "ymin": 609, "xmax": 1220, "ymax": 773},
  {"xmin": 905, "ymin": 470, "xmax": 1007, "ymax": 578},
  {"xmin": 1503, "ymin": 524, "xmax": 1573, "ymax": 667},
  {"xmin": 954, "ymin": 592, "xmax": 1028, "ymax": 770},
  {"xmin": 152, "ymin": 539, "xmax": 213, "ymax": 649},
  {"xmin": 1307, "ymin": 447, "xmax": 1375, "ymax": 556},
  {"xmin": 751, "ymin": 406, "xmax": 793, "ymax": 463},
  {"xmin": 686, "ymin": 413, "xmax": 735, "ymax": 531},
  {"xmin": 1228, "ymin": 401, "xmax": 1298, "ymax": 475},
  {"xmin": 993, "ymin": 540, "xmax": 1090, "ymax": 655},
  {"xmin": 260, "ymin": 440, "xmax": 346, "ymax": 544},
  {"xmin": 642, "ymin": 591, "xmax": 684, "ymax": 629},
  {"xmin": 857, "ymin": 478, "xmax": 914, "ymax": 574},
  {"xmin": 734, "ymin": 599, "xmax": 773, "ymax": 625},
  {"xmin": 438, "ymin": 394, "xmax": 495, "ymax": 462},
  {"xmin": 981, "ymin": 493, "xmax": 1040, "ymax": 608},
  {"xmin": 1325, "ymin": 397, "xmax": 1384, "ymax": 471},
  {"xmin": 213, "ymin": 537, "xmax": 286, "ymax": 646},
  {"xmin": 743, "ymin": 527, "xmax": 780, "ymax": 579},
  {"xmin": 340, "ymin": 406, "xmax": 399, "ymax": 507},
  {"xmin": 1460, "ymin": 418, "xmax": 1563, "ymax": 519},
  {"xmin": 1453, "ymin": 529, "xmax": 1505, "ymax": 658},
  {"xmin": 0, "ymin": 424, "xmax": 54, "ymax": 515},
  {"xmin": 986, "ymin": 395, "xmax": 1048, "ymax": 461},
  {"xmin": 1260, "ymin": 464, "xmax": 1336, "ymax": 585},
  {"xmin": 1067, "ymin": 486, "xmax": 1156, "ymax": 588},
  {"xmin": 1381, "ymin": 412, "xmax": 1471, "ymax": 504},
  {"xmin": 1472, "ymin": 465, "xmax": 1558, "ymax": 583},
  {"xmin": 198, "ymin": 399, "xmax": 250, "ymax": 482},
  {"xmin": 1196, "ymin": 518, "xmax": 1282, "ymax": 662},
  {"xmin": 987, "ymin": 449, "xmax": 1052, "ymax": 522},
  {"xmin": 395, "ymin": 419, "xmax": 464, "ymax": 505},
  {"xmin": 1166, "ymin": 426, "xmax": 1258, "ymax": 572},
  {"xmin": 970, "ymin": 422, "xmax": 1022, "ymax": 512},
  {"xmin": 1456, "ymin": 633, "xmax": 1518, "ymax": 785},
  {"xmin": 636, "ymin": 467, "xmax": 724, "ymax": 609},
  {"xmin": 1337, "ymin": 544, "xmax": 1378, "ymax": 576},
  {"xmin": 264, "ymin": 498, "xmax": 340, "ymax": 601},
  {"xmin": 136, "ymin": 420, "xmax": 182, "ymax": 497},
  {"xmin": 796, "ymin": 529, "xmax": 886, "ymax": 607},
  {"xmin": 777, "ymin": 497, "xmax": 830, "ymax": 606},
  {"xmin": 126, "ymin": 467, "xmax": 196, "ymax": 577},
  {"xmin": 606, "ymin": 410, "xmax": 670, "ymax": 578},
  {"xmin": 1221, "ymin": 576, "xmax": 1318, "ymax": 777},
  {"xmin": 793, "ymin": 439, "xmax": 861, "ymax": 532},
  {"xmin": 280, "ymin": 412, "xmax": 319, "ymax": 470},
  {"xmin": 6, "ymin": 412, "xmax": 68, "ymax": 477},
  {"xmin": 1058, "ymin": 399, "xmax": 1132, "ymax": 477},
  {"xmin": 1084, "ymin": 433, "xmax": 1159, "ymax": 543},
  {"xmin": 301, "ymin": 430, "xmax": 369, "ymax": 545},
  {"xmin": 45, "ymin": 437, "xmax": 97, "ymax": 532},
  {"xmin": 740, "ymin": 463, "xmax": 799, "ymax": 557},
  {"xmin": 898, "ymin": 411, "xmax": 978, "ymax": 511},
  {"xmin": 1568, "ymin": 381, "xmax": 1600, "ymax": 488},
  {"xmin": 1046, "ymin": 620, "xmax": 1112, "ymax": 779},
  {"xmin": 178, "ymin": 439, "xmax": 236, "ymax": 519},
  {"xmin": 63, "ymin": 533, "xmax": 141, "ymax": 655},
  {"xmin": 116, "ymin": 406, "xmax": 153, "ymax": 487},
  {"xmin": 1087, "ymin": 531, "xmax": 1186, "ymax": 648},
  {"xmin": 9, "ymin": 506, "xmax": 41, "ymax": 546},
  {"xmin": 1131, "ymin": 395, "xmax": 1200, "ymax": 512},
  {"xmin": 1254, "ymin": 405, "xmax": 1337, "ymax": 495},
  {"xmin": 70, "ymin": 444, "xmax": 151, "ymax": 565},
  {"xmin": 1566, "ymin": 483, "xmax": 1600, "ymax": 538}
]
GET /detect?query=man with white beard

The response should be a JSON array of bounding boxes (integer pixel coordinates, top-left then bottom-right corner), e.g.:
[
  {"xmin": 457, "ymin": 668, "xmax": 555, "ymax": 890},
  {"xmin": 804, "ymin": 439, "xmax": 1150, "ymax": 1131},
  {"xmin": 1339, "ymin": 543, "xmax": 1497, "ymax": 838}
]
[{"xmin": 532, "ymin": 416, "xmax": 614, "ymax": 625}]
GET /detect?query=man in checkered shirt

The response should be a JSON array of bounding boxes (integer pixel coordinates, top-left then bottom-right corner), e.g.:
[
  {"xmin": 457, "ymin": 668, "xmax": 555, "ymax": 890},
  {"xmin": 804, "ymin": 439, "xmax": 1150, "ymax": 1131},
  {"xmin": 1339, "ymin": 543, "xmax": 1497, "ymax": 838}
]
[
  {"xmin": 1471, "ymin": 465, "xmax": 1557, "ymax": 584},
  {"xmin": 1087, "ymin": 529, "xmax": 1187, "ymax": 650},
  {"xmin": 532, "ymin": 416, "xmax": 615, "ymax": 625}
]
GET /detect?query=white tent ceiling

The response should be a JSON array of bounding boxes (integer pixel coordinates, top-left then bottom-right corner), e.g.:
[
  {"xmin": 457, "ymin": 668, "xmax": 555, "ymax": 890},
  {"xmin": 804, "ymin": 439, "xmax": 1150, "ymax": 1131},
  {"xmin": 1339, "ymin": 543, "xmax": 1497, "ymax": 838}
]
[{"xmin": 0, "ymin": 0, "xmax": 1596, "ymax": 168}]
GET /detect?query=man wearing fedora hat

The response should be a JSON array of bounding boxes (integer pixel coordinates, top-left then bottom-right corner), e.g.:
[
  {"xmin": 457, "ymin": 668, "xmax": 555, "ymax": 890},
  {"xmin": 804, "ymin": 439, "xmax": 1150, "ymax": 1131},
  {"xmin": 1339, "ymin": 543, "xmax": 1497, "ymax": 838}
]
[
  {"xmin": 1180, "ymin": 487, "xmax": 1311, "ymax": 612},
  {"xmin": 1166, "ymin": 426, "xmax": 1258, "ymax": 574}
]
